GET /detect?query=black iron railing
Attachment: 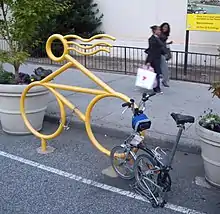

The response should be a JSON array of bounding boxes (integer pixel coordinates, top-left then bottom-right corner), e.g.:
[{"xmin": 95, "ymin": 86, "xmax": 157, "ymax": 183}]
[{"xmin": 1, "ymin": 39, "xmax": 220, "ymax": 84}]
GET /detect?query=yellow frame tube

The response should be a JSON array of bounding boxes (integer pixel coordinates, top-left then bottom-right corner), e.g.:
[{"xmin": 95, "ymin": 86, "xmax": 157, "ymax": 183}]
[
  {"xmin": 67, "ymin": 47, "xmax": 110, "ymax": 55},
  {"xmin": 40, "ymin": 62, "xmax": 73, "ymax": 83},
  {"xmin": 65, "ymin": 54, "xmax": 115, "ymax": 94},
  {"xmin": 45, "ymin": 83, "xmax": 109, "ymax": 96},
  {"xmin": 41, "ymin": 138, "xmax": 47, "ymax": 152},
  {"xmin": 20, "ymin": 81, "xmax": 66, "ymax": 140},
  {"xmin": 47, "ymin": 87, "xmax": 86, "ymax": 122},
  {"xmin": 85, "ymin": 92, "xmax": 130, "ymax": 156},
  {"xmin": 66, "ymin": 41, "xmax": 113, "ymax": 49}
]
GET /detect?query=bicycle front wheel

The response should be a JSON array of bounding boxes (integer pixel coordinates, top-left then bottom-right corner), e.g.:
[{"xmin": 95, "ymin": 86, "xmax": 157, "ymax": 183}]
[
  {"xmin": 134, "ymin": 153, "xmax": 159, "ymax": 199},
  {"xmin": 110, "ymin": 146, "xmax": 135, "ymax": 180}
]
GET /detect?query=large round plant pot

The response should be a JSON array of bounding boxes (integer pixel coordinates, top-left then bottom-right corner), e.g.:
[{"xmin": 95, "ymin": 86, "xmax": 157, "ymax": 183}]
[
  {"xmin": 0, "ymin": 84, "xmax": 49, "ymax": 135},
  {"xmin": 196, "ymin": 123, "xmax": 220, "ymax": 187}
]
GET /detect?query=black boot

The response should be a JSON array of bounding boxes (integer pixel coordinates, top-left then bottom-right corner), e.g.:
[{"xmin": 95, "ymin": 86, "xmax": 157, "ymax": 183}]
[{"xmin": 153, "ymin": 87, "xmax": 161, "ymax": 93}]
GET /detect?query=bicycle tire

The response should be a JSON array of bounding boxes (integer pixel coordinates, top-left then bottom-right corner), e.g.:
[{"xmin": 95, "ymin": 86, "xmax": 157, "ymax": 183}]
[
  {"xmin": 110, "ymin": 145, "xmax": 135, "ymax": 180},
  {"xmin": 134, "ymin": 153, "xmax": 159, "ymax": 199}
]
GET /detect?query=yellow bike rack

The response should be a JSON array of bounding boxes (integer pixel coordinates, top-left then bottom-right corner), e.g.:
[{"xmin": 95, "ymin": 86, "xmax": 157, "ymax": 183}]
[{"xmin": 20, "ymin": 33, "xmax": 137, "ymax": 156}]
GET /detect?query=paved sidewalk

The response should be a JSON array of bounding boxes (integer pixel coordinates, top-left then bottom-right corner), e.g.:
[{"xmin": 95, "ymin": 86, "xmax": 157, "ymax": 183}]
[{"xmin": 4, "ymin": 62, "xmax": 219, "ymax": 151}]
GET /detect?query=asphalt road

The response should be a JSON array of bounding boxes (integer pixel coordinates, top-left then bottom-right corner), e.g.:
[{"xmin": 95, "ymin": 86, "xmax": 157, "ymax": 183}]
[{"xmin": 0, "ymin": 121, "xmax": 220, "ymax": 214}]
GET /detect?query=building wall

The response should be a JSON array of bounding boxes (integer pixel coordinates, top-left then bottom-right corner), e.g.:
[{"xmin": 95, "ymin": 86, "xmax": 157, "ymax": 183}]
[{"xmin": 96, "ymin": 0, "xmax": 220, "ymax": 54}]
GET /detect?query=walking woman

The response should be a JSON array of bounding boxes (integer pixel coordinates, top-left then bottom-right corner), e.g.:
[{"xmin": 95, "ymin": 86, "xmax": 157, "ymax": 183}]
[
  {"xmin": 145, "ymin": 25, "xmax": 166, "ymax": 93},
  {"xmin": 160, "ymin": 22, "xmax": 172, "ymax": 87}
]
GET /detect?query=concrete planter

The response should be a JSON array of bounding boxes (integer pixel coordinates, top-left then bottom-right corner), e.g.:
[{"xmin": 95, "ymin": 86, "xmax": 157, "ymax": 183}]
[
  {"xmin": 0, "ymin": 84, "xmax": 49, "ymax": 135},
  {"xmin": 196, "ymin": 123, "xmax": 220, "ymax": 187}
]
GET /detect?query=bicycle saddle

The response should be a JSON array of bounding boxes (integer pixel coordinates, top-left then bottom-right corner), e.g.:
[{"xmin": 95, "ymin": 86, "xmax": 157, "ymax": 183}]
[{"xmin": 171, "ymin": 113, "xmax": 195, "ymax": 125}]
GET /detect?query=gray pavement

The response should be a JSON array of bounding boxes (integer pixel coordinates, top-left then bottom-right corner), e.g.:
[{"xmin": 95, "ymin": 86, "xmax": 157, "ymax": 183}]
[
  {"xmin": 0, "ymin": 121, "xmax": 220, "ymax": 214},
  {"xmin": 3, "ymin": 62, "xmax": 219, "ymax": 151}
]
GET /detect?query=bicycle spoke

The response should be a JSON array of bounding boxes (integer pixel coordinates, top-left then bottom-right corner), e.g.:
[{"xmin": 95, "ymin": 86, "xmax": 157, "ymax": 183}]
[
  {"xmin": 111, "ymin": 145, "xmax": 135, "ymax": 180},
  {"xmin": 142, "ymin": 176, "xmax": 161, "ymax": 190}
]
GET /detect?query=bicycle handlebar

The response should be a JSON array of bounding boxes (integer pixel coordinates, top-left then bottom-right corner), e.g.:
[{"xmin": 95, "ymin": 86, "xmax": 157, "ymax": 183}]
[
  {"xmin": 121, "ymin": 98, "xmax": 134, "ymax": 107},
  {"xmin": 122, "ymin": 102, "xmax": 131, "ymax": 108},
  {"xmin": 121, "ymin": 92, "xmax": 156, "ymax": 108}
]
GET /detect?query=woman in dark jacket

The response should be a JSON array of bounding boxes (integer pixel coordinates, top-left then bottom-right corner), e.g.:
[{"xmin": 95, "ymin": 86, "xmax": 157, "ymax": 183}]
[
  {"xmin": 160, "ymin": 22, "xmax": 172, "ymax": 87},
  {"xmin": 145, "ymin": 25, "xmax": 166, "ymax": 93}
]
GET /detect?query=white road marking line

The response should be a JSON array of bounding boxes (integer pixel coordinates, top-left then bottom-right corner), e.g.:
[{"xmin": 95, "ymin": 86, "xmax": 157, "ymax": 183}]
[{"xmin": 0, "ymin": 150, "xmax": 205, "ymax": 214}]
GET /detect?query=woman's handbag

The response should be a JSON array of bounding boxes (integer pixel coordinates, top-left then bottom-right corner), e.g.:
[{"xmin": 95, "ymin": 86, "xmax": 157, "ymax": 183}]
[
  {"xmin": 135, "ymin": 66, "xmax": 157, "ymax": 90},
  {"xmin": 165, "ymin": 43, "xmax": 172, "ymax": 61},
  {"xmin": 165, "ymin": 47, "xmax": 172, "ymax": 61}
]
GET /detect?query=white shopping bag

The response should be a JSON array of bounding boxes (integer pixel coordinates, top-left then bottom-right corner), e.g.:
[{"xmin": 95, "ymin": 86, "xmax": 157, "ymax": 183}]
[{"xmin": 135, "ymin": 67, "xmax": 157, "ymax": 90}]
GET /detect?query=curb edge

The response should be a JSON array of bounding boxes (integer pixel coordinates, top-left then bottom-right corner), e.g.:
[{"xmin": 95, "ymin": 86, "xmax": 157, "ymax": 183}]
[{"xmin": 44, "ymin": 114, "xmax": 201, "ymax": 154}]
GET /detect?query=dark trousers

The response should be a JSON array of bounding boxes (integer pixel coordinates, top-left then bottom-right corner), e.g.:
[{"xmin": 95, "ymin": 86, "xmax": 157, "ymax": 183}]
[{"xmin": 151, "ymin": 59, "xmax": 161, "ymax": 90}]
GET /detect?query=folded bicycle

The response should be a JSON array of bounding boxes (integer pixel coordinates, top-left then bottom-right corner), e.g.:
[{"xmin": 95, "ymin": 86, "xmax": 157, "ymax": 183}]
[{"xmin": 110, "ymin": 92, "xmax": 195, "ymax": 208}]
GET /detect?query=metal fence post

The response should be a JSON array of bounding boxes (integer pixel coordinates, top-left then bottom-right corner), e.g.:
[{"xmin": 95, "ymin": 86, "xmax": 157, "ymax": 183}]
[
  {"xmin": 175, "ymin": 52, "xmax": 178, "ymax": 79},
  {"xmin": 124, "ymin": 47, "xmax": 127, "ymax": 74},
  {"xmin": 84, "ymin": 49, "xmax": 87, "ymax": 67},
  {"xmin": 183, "ymin": 30, "xmax": 189, "ymax": 76}
]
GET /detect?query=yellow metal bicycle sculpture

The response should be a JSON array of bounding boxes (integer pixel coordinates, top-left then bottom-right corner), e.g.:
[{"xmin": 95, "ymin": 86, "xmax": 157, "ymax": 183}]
[{"xmin": 20, "ymin": 33, "xmax": 134, "ymax": 156}]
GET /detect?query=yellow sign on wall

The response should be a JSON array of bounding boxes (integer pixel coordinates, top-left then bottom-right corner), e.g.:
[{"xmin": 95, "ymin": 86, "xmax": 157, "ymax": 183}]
[{"xmin": 186, "ymin": 1, "xmax": 220, "ymax": 32}]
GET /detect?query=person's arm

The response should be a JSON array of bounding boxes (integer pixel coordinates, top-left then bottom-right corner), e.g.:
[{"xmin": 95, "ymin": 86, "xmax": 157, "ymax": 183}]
[
  {"xmin": 156, "ymin": 36, "xmax": 165, "ymax": 47},
  {"xmin": 145, "ymin": 52, "xmax": 152, "ymax": 65},
  {"xmin": 145, "ymin": 37, "xmax": 155, "ymax": 64},
  {"xmin": 145, "ymin": 56, "xmax": 152, "ymax": 65},
  {"xmin": 159, "ymin": 34, "xmax": 167, "ymax": 43},
  {"xmin": 166, "ymin": 41, "xmax": 173, "ymax": 45},
  {"xmin": 155, "ymin": 36, "xmax": 167, "ymax": 55}
]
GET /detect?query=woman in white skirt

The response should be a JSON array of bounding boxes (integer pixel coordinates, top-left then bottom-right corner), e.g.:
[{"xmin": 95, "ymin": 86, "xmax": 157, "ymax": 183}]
[{"xmin": 160, "ymin": 23, "xmax": 172, "ymax": 87}]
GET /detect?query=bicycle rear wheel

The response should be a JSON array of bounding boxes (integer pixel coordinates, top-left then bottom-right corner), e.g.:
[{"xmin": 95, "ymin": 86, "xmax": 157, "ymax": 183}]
[
  {"xmin": 110, "ymin": 146, "xmax": 135, "ymax": 180},
  {"xmin": 134, "ymin": 153, "xmax": 159, "ymax": 199}
]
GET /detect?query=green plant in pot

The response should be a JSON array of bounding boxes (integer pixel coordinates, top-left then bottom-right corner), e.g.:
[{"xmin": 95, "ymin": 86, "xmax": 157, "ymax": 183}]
[
  {"xmin": 197, "ymin": 81, "xmax": 220, "ymax": 187},
  {"xmin": 0, "ymin": 0, "xmax": 67, "ymax": 134},
  {"xmin": 0, "ymin": 66, "xmax": 53, "ymax": 84}
]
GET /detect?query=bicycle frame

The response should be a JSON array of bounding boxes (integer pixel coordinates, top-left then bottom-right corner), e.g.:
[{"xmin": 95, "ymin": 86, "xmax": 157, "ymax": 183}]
[
  {"xmin": 137, "ymin": 124, "xmax": 186, "ymax": 197},
  {"xmin": 167, "ymin": 124, "xmax": 184, "ymax": 168},
  {"xmin": 122, "ymin": 133, "xmax": 155, "ymax": 161},
  {"xmin": 150, "ymin": 124, "xmax": 185, "ymax": 171}
]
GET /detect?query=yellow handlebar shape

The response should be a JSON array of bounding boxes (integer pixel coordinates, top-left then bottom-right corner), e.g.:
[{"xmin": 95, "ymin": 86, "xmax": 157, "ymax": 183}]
[{"xmin": 46, "ymin": 34, "xmax": 116, "ymax": 62}]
